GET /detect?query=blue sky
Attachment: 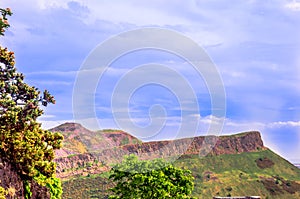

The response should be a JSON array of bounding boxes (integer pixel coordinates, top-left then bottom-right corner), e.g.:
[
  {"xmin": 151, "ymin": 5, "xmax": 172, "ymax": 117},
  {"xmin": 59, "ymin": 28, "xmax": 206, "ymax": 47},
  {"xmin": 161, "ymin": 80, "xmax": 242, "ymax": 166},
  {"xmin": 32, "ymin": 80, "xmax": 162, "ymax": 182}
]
[{"xmin": 0, "ymin": 0, "xmax": 300, "ymax": 162}]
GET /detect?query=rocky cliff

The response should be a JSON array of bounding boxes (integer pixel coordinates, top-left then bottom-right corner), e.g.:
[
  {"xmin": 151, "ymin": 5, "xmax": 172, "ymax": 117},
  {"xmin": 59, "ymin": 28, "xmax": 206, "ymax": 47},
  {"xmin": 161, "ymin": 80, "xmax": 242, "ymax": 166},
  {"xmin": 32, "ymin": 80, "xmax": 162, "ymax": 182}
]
[
  {"xmin": 120, "ymin": 131, "xmax": 264, "ymax": 156},
  {"xmin": 54, "ymin": 125, "xmax": 266, "ymax": 179}
]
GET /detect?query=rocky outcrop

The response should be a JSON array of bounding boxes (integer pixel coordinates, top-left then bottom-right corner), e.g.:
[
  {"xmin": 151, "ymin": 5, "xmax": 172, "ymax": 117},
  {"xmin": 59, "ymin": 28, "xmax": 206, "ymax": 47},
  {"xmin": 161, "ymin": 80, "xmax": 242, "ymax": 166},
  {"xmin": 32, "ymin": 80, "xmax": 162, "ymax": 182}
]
[
  {"xmin": 55, "ymin": 131, "xmax": 266, "ymax": 178},
  {"xmin": 0, "ymin": 157, "xmax": 50, "ymax": 199},
  {"xmin": 212, "ymin": 131, "xmax": 265, "ymax": 155},
  {"xmin": 119, "ymin": 131, "xmax": 264, "ymax": 156}
]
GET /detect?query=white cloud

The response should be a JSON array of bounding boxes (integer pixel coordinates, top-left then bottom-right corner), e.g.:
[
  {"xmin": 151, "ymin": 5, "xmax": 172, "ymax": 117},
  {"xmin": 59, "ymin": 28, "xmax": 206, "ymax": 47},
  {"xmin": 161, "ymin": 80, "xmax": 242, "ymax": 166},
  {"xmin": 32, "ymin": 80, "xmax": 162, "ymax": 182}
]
[
  {"xmin": 26, "ymin": 70, "xmax": 78, "ymax": 77},
  {"xmin": 39, "ymin": 115, "xmax": 56, "ymax": 119},
  {"xmin": 4, "ymin": 0, "xmax": 190, "ymax": 27},
  {"xmin": 37, "ymin": 0, "xmax": 70, "ymax": 10},
  {"xmin": 268, "ymin": 121, "xmax": 300, "ymax": 128},
  {"xmin": 82, "ymin": 1, "xmax": 191, "ymax": 26},
  {"xmin": 30, "ymin": 80, "xmax": 73, "ymax": 86},
  {"xmin": 285, "ymin": 1, "xmax": 300, "ymax": 11},
  {"xmin": 38, "ymin": 119, "xmax": 73, "ymax": 130},
  {"xmin": 223, "ymin": 119, "xmax": 300, "ymax": 131}
]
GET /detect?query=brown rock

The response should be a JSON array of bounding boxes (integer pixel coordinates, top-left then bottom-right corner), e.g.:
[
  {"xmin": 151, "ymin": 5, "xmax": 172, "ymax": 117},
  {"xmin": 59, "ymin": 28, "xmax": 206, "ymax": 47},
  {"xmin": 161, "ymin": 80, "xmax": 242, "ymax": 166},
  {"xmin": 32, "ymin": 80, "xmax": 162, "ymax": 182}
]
[{"xmin": 0, "ymin": 157, "xmax": 50, "ymax": 199}]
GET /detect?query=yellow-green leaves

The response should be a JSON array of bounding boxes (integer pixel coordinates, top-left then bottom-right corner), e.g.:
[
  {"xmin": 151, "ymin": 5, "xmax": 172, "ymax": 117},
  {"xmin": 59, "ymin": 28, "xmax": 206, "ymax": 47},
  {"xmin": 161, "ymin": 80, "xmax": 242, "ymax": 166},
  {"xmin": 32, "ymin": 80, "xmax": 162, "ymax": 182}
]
[
  {"xmin": 0, "ymin": 7, "xmax": 63, "ymax": 199},
  {"xmin": 0, "ymin": 8, "xmax": 12, "ymax": 36},
  {"xmin": 109, "ymin": 154, "xmax": 195, "ymax": 199}
]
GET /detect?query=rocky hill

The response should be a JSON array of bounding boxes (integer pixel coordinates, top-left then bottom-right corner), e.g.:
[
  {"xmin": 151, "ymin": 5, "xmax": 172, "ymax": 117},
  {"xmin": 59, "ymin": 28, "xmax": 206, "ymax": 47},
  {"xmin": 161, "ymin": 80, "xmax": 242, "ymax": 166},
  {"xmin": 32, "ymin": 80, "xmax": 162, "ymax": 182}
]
[
  {"xmin": 120, "ymin": 130, "xmax": 264, "ymax": 157},
  {"xmin": 50, "ymin": 123, "xmax": 300, "ymax": 198},
  {"xmin": 50, "ymin": 122, "xmax": 140, "ymax": 157},
  {"xmin": 52, "ymin": 123, "xmax": 265, "ymax": 179}
]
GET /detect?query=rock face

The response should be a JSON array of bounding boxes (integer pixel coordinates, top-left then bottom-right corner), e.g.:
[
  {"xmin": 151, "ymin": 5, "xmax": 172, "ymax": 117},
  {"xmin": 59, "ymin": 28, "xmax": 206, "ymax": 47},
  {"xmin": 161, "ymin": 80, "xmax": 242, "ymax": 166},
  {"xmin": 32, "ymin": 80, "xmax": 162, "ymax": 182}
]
[
  {"xmin": 120, "ymin": 131, "xmax": 265, "ymax": 157},
  {"xmin": 0, "ymin": 157, "xmax": 50, "ymax": 199},
  {"xmin": 212, "ymin": 131, "xmax": 265, "ymax": 155},
  {"xmin": 54, "ymin": 128, "xmax": 266, "ymax": 178}
]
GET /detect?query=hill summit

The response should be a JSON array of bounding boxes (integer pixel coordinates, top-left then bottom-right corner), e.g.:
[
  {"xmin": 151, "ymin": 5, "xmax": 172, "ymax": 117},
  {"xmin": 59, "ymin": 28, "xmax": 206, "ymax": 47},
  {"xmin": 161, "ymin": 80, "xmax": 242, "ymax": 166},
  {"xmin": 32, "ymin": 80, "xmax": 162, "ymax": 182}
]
[
  {"xmin": 50, "ymin": 122, "xmax": 140, "ymax": 157},
  {"xmin": 52, "ymin": 123, "xmax": 266, "ymax": 178},
  {"xmin": 52, "ymin": 122, "xmax": 265, "ymax": 159}
]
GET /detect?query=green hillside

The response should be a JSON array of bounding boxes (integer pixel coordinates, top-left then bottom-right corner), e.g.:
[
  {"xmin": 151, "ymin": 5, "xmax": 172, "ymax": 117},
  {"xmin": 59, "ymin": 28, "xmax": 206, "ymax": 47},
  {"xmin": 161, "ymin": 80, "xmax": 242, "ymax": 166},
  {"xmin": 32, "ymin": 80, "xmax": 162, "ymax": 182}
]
[
  {"xmin": 62, "ymin": 149, "xmax": 300, "ymax": 199},
  {"xmin": 175, "ymin": 149, "xmax": 300, "ymax": 198}
]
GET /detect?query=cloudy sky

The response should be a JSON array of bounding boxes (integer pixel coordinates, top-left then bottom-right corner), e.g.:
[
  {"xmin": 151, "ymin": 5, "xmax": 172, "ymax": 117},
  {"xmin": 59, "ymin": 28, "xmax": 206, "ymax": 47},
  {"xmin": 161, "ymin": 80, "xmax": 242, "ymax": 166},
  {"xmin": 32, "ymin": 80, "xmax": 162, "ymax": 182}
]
[{"xmin": 0, "ymin": 0, "xmax": 300, "ymax": 162}]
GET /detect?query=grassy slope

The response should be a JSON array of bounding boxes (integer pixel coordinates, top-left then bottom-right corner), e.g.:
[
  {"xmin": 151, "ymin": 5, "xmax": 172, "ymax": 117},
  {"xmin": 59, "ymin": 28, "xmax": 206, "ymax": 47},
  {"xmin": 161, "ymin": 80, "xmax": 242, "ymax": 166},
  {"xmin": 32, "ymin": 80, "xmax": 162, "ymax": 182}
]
[
  {"xmin": 175, "ymin": 149, "xmax": 300, "ymax": 198},
  {"xmin": 62, "ymin": 174, "xmax": 112, "ymax": 199},
  {"xmin": 62, "ymin": 149, "xmax": 300, "ymax": 199}
]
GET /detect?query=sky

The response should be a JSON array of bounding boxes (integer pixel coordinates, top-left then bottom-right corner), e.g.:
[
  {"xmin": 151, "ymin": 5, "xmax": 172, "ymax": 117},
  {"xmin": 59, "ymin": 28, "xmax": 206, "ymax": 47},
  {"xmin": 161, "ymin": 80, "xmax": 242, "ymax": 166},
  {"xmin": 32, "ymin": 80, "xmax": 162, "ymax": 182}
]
[{"xmin": 0, "ymin": 0, "xmax": 300, "ymax": 162}]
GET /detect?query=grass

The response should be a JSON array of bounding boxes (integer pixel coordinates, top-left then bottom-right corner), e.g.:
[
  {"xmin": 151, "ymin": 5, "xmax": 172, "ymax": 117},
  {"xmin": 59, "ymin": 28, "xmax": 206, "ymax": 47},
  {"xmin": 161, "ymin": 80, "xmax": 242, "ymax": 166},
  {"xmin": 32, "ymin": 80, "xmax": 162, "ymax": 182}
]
[
  {"xmin": 62, "ymin": 149, "xmax": 300, "ymax": 199},
  {"xmin": 62, "ymin": 174, "xmax": 113, "ymax": 199},
  {"xmin": 174, "ymin": 149, "xmax": 300, "ymax": 198}
]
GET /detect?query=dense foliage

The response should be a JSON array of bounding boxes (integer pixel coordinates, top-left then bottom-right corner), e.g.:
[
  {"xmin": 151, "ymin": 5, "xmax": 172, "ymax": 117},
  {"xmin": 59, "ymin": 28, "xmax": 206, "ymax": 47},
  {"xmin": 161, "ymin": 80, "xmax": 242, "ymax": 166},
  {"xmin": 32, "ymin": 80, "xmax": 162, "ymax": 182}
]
[
  {"xmin": 0, "ymin": 8, "xmax": 11, "ymax": 36},
  {"xmin": 109, "ymin": 154, "xmax": 195, "ymax": 199},
  {"xmin": 0, "ymin": 186, "xmax": 6, "ymax": 199},
  {"xmin": 0, "ymin": 8, "xmax": 63, "ymax": 198}
]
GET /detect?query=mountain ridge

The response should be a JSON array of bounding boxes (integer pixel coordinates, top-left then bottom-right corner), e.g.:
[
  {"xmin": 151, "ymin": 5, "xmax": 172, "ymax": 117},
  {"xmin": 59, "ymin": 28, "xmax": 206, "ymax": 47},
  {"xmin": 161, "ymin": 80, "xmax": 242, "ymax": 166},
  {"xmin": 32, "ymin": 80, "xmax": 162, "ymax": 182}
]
[
  {"xmin": 52, "ymin": 122, "xmax": 266, "ymax": 179},
  {"xmin": 50, "ymin": 123, "xmax": 300, "ymax": 198},
  {"xmin": 51, "ymin": 122, "xmax": 265, "ymax": 157}
]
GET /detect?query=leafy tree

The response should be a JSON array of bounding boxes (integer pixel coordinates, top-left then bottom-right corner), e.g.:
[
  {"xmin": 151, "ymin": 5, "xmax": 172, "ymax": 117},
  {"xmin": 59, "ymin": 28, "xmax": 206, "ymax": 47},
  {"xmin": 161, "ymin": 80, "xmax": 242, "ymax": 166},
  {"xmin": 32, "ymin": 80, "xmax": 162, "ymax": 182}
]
[
  {"xmin": 109, "ymin": 154, "xmax": 196, "ymax": 199},
  {"xmin": 0, "ymin": 8, "xmax": 63, "ymax": 198}
]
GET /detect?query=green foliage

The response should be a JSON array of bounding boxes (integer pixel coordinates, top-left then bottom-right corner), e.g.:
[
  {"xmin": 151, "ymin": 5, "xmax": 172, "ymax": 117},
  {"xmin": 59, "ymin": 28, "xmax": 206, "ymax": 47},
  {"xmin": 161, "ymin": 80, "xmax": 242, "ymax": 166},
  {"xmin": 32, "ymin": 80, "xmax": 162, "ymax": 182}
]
[
  {"xmin": 34, "ymin": 173, "xmax": 63, "ymax": 199},
  {"xmin": 0, "ymin": 8, "xmax": 63, "ymax": 198},
  {"xmin": 0, "ymin": 8, "xmax": 12, "ymax": 36},
  {"xmin": 0, "ymin": 186, "xmax": 7, "ymax": 199},
  {"xmin": 109, "ymin": 154, "xmax": 195, "ymax": 199},
  {"xmin": 120, "ymin": 137, "xmax": 129, "ymax": 145},
  {"xmin": 24, "ymin": 181, "xmax": 32, "ymax": 199}
]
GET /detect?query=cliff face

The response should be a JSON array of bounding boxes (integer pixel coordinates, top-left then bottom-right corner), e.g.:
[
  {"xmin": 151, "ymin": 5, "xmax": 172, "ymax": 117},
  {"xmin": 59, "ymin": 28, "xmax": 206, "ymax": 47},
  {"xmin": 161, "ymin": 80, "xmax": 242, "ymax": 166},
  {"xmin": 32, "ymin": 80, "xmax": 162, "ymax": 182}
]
[
  {"xmin": 0, "ymin": 157, "xmax": 50, "ymax": 199},
  {"xmin": 55, "ymin": 130, "xmax": 265, "ymax": 178},
  {"xmin": 212, "ymin": 131, "xmax": 265, "ymax": 155},
  {"xmin": 120, "ymin": 131, "xmax": 264, "ymax": 156}
]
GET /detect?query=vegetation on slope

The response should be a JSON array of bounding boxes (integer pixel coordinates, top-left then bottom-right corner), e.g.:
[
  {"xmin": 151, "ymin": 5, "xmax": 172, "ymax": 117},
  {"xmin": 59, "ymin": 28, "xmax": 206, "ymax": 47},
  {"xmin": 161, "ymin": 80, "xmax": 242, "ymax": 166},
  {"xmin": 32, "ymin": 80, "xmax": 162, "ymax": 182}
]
[
  {"xmin": 175, "ymin": 149, "xmax": 300, "ymax": 198},
  {"xmin": 51, "ymin": 123, "xmax": 141, "ymax": 156},
  {"xmin": 62, "ymin": 149, "xmax": 300, "ymax": 199},
  {"xmin": 62, "ymin": 174, "xmax": 113, "ymax": 199}
]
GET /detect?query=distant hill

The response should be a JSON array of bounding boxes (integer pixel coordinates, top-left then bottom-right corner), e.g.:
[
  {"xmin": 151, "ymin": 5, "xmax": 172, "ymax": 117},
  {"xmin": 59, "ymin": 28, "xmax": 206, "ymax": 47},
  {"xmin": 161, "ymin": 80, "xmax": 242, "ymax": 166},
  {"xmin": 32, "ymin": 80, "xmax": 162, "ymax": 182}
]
[
  {"xmin": 50, "ymin": 122, "xmax": 140, "ymax": 157},
  {"xmin": 51, "ymin": 123, "xmax": 300, "ymax": 199}
]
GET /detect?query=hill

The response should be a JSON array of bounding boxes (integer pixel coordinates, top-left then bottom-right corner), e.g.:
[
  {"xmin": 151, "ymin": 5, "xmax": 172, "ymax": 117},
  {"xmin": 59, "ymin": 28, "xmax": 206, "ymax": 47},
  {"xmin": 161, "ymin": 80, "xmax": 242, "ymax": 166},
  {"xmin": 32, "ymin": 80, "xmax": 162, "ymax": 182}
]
[
  {"xmin": 51, "ymin": 123, "xmax": 300, "ymax": 198},
  {"xmin": 50, "ymin": 122, "xmax": 140, "ymax": 157},
  {"xmin": 175, "ymin": 150, "xmax": 300, "ymax": 198},
  {"xmin": 61, "ymin": 149, "xmax": 300, "ymax": 199},
  {"xmin": 294, "ymin": 164, "xmax": 300, "ymax": 169}
]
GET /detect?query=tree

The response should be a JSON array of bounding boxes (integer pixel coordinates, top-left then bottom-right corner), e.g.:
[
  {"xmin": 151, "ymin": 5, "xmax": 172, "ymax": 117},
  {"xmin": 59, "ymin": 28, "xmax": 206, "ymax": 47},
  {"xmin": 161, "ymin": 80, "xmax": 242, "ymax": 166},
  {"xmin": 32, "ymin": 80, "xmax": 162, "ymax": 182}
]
[
  {"xmin": 0, "ymin": 8, "xmax": 63, "ymax": 199},
  {"xmin": 109, "ymin": 154, "xmax": 196, "ymax": 199}
]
